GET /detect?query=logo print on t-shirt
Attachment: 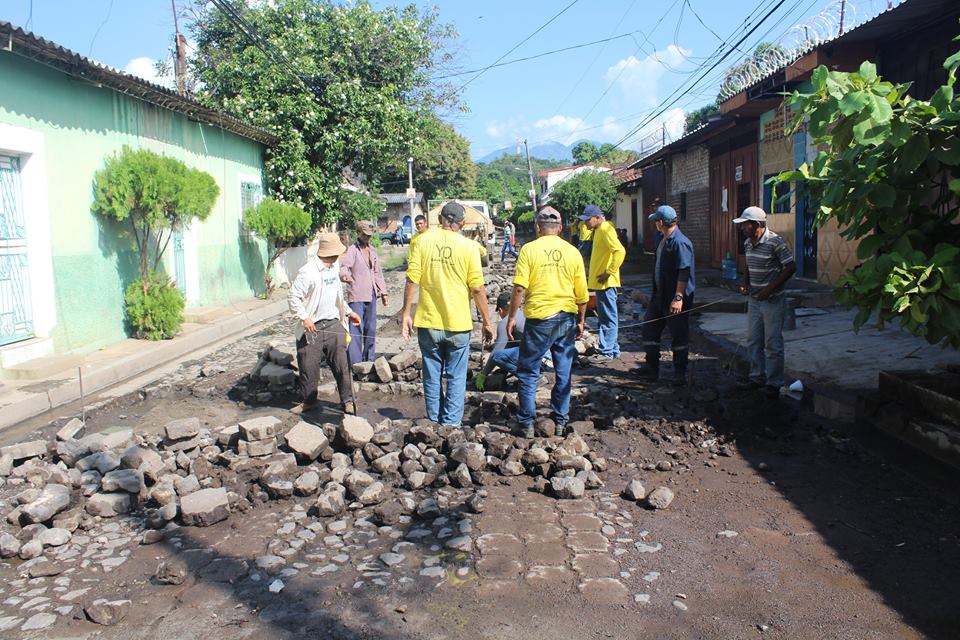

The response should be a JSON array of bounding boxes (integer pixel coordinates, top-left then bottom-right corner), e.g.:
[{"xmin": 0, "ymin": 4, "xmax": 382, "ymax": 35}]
[
  {"xmin": 542, "ymin": 247, "xmax": 564, "ymax": 271},
  {"xmin": 431, "ymin": 243, "xmax": 454, "ymax": 266}
]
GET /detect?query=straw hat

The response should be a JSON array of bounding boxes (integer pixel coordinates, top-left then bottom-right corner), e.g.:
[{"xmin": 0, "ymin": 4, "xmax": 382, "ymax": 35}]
[{"xmin": 316, "ymin": 232, "xmax": 346, "ymax": 257}]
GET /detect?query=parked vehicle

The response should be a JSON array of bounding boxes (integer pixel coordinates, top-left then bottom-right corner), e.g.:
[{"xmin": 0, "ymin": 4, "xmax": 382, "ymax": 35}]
[{"xmin": 379, "ymin": 226, "xmax": 412, "ymax": 245}]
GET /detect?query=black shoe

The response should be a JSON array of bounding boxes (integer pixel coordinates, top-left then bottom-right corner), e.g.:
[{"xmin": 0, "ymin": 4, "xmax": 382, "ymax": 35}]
[
  {"xmin": 735, "ymin": 379, "xmax": 761, "ymax": 391},
  {"xmin": 635, "ymin": 364, "xmax": 659, "ymax": 380}
]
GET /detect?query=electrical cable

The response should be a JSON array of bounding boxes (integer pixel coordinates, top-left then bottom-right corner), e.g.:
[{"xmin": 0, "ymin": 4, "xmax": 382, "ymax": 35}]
[
  {"xmin": 87, "ymin": 0, "xmax": 115, "ymax": 57},
  {"xmin": 443, "ymin": 0, "xmax": 581, "ymax": 99},
  {"xmin": 612, "ymin": 0, "xmax": 791, "ymax": 150}
]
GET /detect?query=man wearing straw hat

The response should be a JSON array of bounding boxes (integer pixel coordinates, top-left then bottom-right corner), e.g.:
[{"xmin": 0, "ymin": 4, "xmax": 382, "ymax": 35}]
[
  {"xmin": 289, "ymin": 233, "xmax": 361, "ymax": 415},
  {"xmin": 402, "ymin": 201, "xmax": 495, "ymax": 427}
]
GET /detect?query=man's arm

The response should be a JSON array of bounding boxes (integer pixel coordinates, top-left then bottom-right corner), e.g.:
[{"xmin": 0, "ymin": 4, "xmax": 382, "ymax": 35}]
[
  {"xmin": 339, "ymin": 246, "xmax": 355, "ymax": 282},
  {"xmin": 506, "ymin": 285, "xmax": 525, "ymax": 340},
  {"xmin": 472, "ymin": 286, "xmax": 494, "ymax": 341},
  {"xmin": 756, "ymin": 262, "xmax": 796, "ymax": 300},
  {"xmin": 288, "ymin": 271, "xmax": 315, "ymax": 332},
  {"xmin": 401, "ymin": 279, "xmax": 417, "ymax": 339}
]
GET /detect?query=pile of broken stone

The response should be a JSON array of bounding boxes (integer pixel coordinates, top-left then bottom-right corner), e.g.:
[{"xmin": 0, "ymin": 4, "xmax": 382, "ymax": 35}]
[
  {"xmin": 351, "ymin": 349, "xmax": 422, "ymax": 390},
  {"xmin": 0, "ymin": 411, "xmax": 622, "ymax": 565}
]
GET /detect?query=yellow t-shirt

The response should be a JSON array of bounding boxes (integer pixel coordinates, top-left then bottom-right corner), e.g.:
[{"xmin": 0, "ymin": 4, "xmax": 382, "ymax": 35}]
[
  {"xmin": 407, "ymin": 229, "xmax": 485, "ymax": 332},
  {"xmin": 408, "ymin": 228, "xmax": 430, "ymax": 252},
  {"xmin": 588, "ymin": 220, "xmax": 625, "ymax": 290},
  {"xmin": 578, "ymin": 221, "xmax": 594, "ymax": 242},
  {"xmin": 513, "ymin": 235, "xmax": 589, "ymax": 320}
]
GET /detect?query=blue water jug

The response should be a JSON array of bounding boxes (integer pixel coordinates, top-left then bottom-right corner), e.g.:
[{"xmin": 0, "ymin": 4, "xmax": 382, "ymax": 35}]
[{"xmin": 722, "ymin": 252, "xmax": 737, "ymax": 280}]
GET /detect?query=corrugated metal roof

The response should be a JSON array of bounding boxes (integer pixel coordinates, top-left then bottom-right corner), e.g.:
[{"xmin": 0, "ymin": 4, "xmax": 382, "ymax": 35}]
[
  {"xmin": 380, "ymin": 193, "xmax": 423, "ymax": 204},
  {"xmin": 0, "ymin": 21, "xmax": 279, "ymax": 146}
]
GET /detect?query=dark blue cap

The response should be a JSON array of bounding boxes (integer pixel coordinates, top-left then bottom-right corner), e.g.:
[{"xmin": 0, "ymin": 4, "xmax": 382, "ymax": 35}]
[
  {"xmin": 578, "ymin": 204, "xmax": 604, "ymax": 221},
  {"xmin": 648, "ymin": 205, "xmax": 678, "ymax": 222}
]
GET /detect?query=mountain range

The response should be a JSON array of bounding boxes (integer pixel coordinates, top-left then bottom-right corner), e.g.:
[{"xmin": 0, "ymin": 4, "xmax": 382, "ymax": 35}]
[{"xmin": 476, "ymin": 139, "xmax": 602, "ymax": 164}]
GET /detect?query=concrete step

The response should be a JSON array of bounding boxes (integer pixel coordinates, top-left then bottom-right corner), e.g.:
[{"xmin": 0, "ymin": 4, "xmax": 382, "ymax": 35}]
[{"xmin": 2, "ymin": 354, "xmax": 84, "ymax": 380}]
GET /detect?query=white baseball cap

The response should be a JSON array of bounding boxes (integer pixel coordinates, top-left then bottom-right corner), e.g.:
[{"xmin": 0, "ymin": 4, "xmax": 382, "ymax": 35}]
[{"xmin": 733, "ymin": 206, "xmax": 767, "ymax": 224}]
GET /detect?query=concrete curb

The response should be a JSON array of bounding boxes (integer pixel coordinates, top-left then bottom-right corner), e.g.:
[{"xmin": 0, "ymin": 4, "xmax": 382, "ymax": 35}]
[{"xmin": 0, "ymin": 299, "xmax": 288, "ymax": 433}]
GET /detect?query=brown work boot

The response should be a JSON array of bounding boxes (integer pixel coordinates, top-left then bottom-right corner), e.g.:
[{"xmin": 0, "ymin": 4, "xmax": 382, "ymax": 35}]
[
  {"xmin": 291, "ymin": 400, "xmax": 317, "ymax": 415},
  {"xmin": 343, "ymin": 401, "xmax": 356, "ymax": 415}
]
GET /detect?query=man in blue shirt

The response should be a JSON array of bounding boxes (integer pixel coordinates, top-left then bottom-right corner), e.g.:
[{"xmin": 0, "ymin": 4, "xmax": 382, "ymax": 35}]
[{"xmin": 636, "ymin": 205, "xmax": 695, "ymax": 386}]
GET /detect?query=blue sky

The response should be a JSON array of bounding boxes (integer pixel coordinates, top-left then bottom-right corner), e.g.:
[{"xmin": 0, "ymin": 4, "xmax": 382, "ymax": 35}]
[{"xmin": 4, "ymin": 0, "xmax": 891, "ymax": 159}]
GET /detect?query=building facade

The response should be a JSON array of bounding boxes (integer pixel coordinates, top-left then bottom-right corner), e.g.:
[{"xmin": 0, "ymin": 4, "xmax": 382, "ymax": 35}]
[{"xmin": 0, "ymin": 23, "xmax": 277, "ymax": 370}]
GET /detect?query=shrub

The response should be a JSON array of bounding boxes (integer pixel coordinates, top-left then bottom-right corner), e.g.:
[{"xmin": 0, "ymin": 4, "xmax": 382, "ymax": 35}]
[
  {"xmin": 125, "ymin": 271, "xmax": 185, "ymax": 340},
  {"xmin": 243, "ymin": 197, "xmax": 312, "ymax": 292}
]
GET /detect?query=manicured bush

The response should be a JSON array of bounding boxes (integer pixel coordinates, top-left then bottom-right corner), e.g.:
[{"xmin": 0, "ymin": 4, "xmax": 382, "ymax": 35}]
[
  {"xmin": 125, "ymin": 271, "xmax": 185, "ymax": 340},
  {"xmin": 243, "ymin": 198, "xmax": 312, "ymax": 292}
]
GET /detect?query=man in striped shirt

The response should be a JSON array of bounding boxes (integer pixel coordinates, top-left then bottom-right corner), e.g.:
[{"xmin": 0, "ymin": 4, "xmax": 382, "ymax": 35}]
[{"xmin": 733, "ymin": 206, "xmax": 796, "ymax": 398}]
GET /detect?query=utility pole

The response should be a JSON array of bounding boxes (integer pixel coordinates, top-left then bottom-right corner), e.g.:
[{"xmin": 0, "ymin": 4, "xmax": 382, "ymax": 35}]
[
  {"xmin": 407, "ymin": 157, "xmax": 415, "ymax": 221},
  {"xmin": 522, "ymin": 138, "xmax": 537, "ymax": 210},
  {"xmin": 838, "ymin": 0, "xmax": 846, "ymax": 35},
  {"xmin": 171, "ymin": 0, "xmax": 187, "ymax": 95}
]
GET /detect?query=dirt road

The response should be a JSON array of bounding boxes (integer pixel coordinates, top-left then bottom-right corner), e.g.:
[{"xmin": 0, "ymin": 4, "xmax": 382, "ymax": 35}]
[{"xmin": 1, "ymin": 309, "xmax": 958, "ymax": 640}]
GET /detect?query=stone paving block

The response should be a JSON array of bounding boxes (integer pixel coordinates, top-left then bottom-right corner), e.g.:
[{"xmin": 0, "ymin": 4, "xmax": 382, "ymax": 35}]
[
  {"xmin": 520, "ymin": 525, "xmax": 565, "ymax": 545},
  {"xmin": 1, "ymin": 440, "xmax": 47, "ymax": 461},
  {"xmin": 56, "ymin": 418, "xmax": 85, "ymax": 442},
  {"xmin": 578, "ymin": 577, "xmax": 630, "ymax": 605},
  {"xmin": 524, "ymin": 541, "xmax": 570, "ymax": 566},
  {"xmin": 572, "ymin": 554, "xmax": 620, "ymax": 578},
  {"xmin": 239, "ymin": 416, "xmax": 281, "ymax": 441},
  {"xmin": 476, "ymin": 533, "xmax": 523, "ymax": 556},
  {"xmin": 284, "ymin": 421, "xmax": 328, "ymax": 461},
  {"xmin": 475, "ymin": 556, "xmax": 523, "ymax": 579},
  {"xmin": 555, "ymin": 499, "xmax": 595, "ymax": 514},
  {"xmin": 561, "ymin": 513, "xmax": 604, "ymax": 532},
  {"xmin": 567, "ymin": 531, "xmax": 609, "ymax": 553},
  {"xmin": 476, "ymin": 517, "xmax": 521, "ymax": 535},
  {"xmin": 524, "ymin": 565, "xmax": 576, "ymax": 589},
  {"xmin": 165, "ymin": 417, "xmax": 201, "ymax": 441}
]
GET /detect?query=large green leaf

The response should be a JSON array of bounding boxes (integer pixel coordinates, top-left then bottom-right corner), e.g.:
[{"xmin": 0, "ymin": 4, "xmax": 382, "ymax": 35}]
[
  {"xmin": 868, "ymin": 182, "xmax": 896, "ymax": 208},
  {"xmin": 858, "ymin": 61, "xmax": 878, "ymax": 83},
  {"xmin": 839, "ymin": 90, "xmax": 870, "ymax": 116},
  {"xmin": 852, "ymin": 116, "xmax": 889, "ymax": 146},
  {"xmin": 931, "ymin": 85, "xmax": 954, "ymax": 112},
  {"xmin": 900, "ymin": 133, "xmax": 931, "ymax": 172}
]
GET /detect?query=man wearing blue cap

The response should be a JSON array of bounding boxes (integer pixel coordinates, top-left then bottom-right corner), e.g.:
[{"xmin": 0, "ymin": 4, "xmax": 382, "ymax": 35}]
[
  {"xmin": 580, "ymin": 204, "xmax": 625, "ymax": 364},
  {"xmin": 636, "ymin": 205, "xmax": 695, "ymax": 385}
]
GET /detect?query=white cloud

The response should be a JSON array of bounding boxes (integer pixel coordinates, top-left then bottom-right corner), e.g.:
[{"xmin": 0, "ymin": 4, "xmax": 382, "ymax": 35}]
[
  {"xmin": 533, "ymin": 114, "xmax": 587, "ymax": 144},
  {"xmin": 124, "ymin": 56, "xmax": 174, "ymax": 88},
  {"xmin": 605, "ymin": 45, "xmax": 691, "ymax": 107}
]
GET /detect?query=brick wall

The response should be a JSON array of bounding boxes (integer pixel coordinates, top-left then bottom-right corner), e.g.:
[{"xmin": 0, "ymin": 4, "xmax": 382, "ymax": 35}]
[{"xmin": 667, "ymin": 146, "xmax": 711, "ymax": 264}]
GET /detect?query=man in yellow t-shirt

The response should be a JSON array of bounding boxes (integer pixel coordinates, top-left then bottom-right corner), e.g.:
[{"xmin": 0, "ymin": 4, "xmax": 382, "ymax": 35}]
[
  {"xmin": 580, "ymin": 204, "xmax": 626, "ymax": 364},
  {"xmin": 408, "ymin": 214, "xmax": 429, "ymax": 252},
  {"xmin": 402, "ymin": 202, "xmax": 495, "ymax": 427},
  {"xmin": 506, "ymin": 206, "xmax": 588, "ymax": 438}
]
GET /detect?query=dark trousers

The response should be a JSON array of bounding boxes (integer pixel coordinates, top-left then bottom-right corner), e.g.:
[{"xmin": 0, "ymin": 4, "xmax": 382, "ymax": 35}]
[
  {"xmin": 642, "ymin": 294, "xmax": 692, "ymax": 373},
  {"xmin": 296, "ymin": 318, "xmax": 353, "ymax": 405},
  {"xmin": 348, "ymin": 298, "xmax": 377, "ymax": 364}
]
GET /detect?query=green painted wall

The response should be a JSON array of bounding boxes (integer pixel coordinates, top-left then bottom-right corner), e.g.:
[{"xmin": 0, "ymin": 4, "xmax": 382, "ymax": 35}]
[{"xmin": 0, "ymin": 53, "xmax": 268, "ymax": 354}]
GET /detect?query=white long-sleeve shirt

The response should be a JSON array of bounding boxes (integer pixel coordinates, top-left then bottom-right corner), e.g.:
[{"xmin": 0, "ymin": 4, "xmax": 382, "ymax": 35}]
[{"xmin": 287, "ymin": 256, "xmax": 349, "ymax": 338}]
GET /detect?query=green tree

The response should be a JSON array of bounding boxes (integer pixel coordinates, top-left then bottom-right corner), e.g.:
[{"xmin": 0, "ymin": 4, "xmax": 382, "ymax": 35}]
[
  {"xmin": 243, "ymin": 198, "xmax": 312, "ymax": 293},
  {"xmin": 189, "ymin": 0, "xmax": 458, "ymax": 227},
  {"xmin": 684, "ymin": 103, "xmax": 720, "ymax": 133},
  {"xmin": 382, "ymin": 115, "xmax": 476, "ymax": 200},
  {"xmin": 548, "ymin": 170, "xmax": 616, "ymax": 224},
  {"xmin": 472, "ymin": 153, "xmax": 566, "ymax": 218},
  {"xmin": 93, "ymin": 146, "xmax": 219, "ymax": 286},
  {"xmin": 571, "ymin": 141, "xmax": 600, "ymax": 164},
  {"xmin": 92, "ymin": 146, "xmax": 219, "ymax": 338},
  {"xmin": 775, "ymin": 50, "xmax": 960, "ymax": 347}
]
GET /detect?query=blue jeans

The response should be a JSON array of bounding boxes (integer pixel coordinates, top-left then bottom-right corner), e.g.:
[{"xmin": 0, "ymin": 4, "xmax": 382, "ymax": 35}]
[
  {"xmin": 417, "ymin": 328, "xmax": 471, "ymax": 426},
  {"xmin": 748, "ymin": 294, "xmax": 786, "ymax": 388},
  {"xmin": 501, "ymin": 241, "xmax": 518, "ymax": 261},
  {"xmin": 348, "ymin": 298, "xmax": 377, "ymax": 364},
  {"xmin": 594, "ymin": 287, "xmax": 620, "ymax": 358},
  {"xmin": 516, "ymin": 312, "xmax": 576, "ymax": 427},
  {"xmin": 490, "ymin": 347, "xmax": 519, "ymax": 374}
]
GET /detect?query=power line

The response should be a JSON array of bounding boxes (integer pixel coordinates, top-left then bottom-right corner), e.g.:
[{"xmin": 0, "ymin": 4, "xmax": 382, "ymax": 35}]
[
  {"xmin": 87, "ymin": 0, "xmax": 114, "ymax": 57},
  {"xmin": 444, "ymin": 0, "xmax": 581, "ymax": 98},
  {"xmin": 433, "ymin": 28, "xmax": 643, "ymax": 79},
  {"xmin": 613, "ymin": 0, "xmax": 790, "ymax": 149}
]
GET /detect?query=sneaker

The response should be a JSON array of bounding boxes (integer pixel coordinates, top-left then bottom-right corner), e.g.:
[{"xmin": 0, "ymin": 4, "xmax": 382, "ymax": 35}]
[
  {"xmin": 522, "ymin": 425, "xmax": 535, "ymax": 439},
  {"xmin": 554, "ymin": 423, "xmax": 568, "ymax": 437},
  {"xmin": 343, "ymin": 401, "xmax": 356, "ymax": 415},
  {"xmin": 634, "ymin": 364, "xmax": 659, "ymax": 380},
  {"xmin": 585, "ymin": 354, "xmax": 613, "ymax": 366}
]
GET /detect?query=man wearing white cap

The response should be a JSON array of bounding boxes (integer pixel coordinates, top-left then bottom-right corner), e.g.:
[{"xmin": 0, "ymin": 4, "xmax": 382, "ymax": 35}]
[
  {"xmin": 732, "ymin": 206, "xmax": 796, "ymax": 398},
  {"xmin": 288, "ymin": 233, "xmax": 362, "ymax": 415}
]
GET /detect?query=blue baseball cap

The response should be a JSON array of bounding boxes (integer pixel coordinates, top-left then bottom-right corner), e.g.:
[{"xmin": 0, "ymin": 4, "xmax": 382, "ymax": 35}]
[
  {"xmin": 578, "ymin": 204, "xmax": 604, "ymax": 221},
  {"xmin": 648, "ymin": 205, "xmax": 678, "ymax": 222}
]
